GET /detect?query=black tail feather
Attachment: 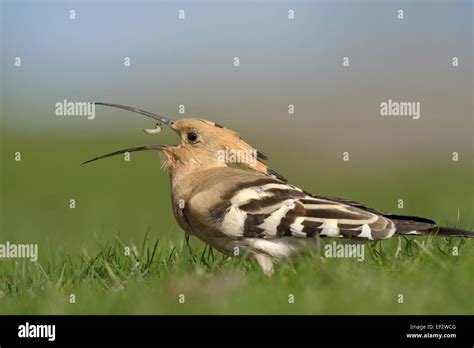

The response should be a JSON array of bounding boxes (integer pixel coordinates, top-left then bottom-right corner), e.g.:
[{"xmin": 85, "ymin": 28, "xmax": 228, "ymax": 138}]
[
  {"xmin": 436, "ymin": 226, "xmax": 474, "ymax": 238},
  {"xmin": 388, "ymin": 214, "xmax": 473, "ymax": 238}
]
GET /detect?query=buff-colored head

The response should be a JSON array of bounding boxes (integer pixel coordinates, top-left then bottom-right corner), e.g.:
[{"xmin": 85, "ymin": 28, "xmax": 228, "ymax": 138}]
[{"xmin": 83, "ymin": 103, "xmax": 284, "ymax": 181}]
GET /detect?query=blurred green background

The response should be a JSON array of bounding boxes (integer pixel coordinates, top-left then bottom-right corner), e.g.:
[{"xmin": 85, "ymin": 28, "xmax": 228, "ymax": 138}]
[{"xmin": 2, "ymin": 129, "xmax": 473, "ymax": 258}]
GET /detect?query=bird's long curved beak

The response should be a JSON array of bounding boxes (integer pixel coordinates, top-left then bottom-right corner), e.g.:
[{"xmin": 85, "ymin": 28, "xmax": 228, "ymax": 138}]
[
  {"xmin": 94, "ymin": 102, "xmax": 174, "ymax": 126},
  {"xmin": 82, "ymin": 145, "xmax": 171, "ymax": 164},
  {"xmin": 83, "ymin": 103, "xmax": 176, "ymax": 164}
]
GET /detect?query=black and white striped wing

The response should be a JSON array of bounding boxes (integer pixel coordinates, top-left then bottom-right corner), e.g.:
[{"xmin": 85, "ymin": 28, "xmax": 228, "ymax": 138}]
[{"xmin": 216, "ymin": 179, "xmax": 398, "ymax": 241}]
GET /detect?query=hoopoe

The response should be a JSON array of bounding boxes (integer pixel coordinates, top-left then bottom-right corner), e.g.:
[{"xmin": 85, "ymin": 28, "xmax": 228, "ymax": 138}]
[{"xmin": 84, "ymin": 103, "xmax": 474, "ymax": 275}]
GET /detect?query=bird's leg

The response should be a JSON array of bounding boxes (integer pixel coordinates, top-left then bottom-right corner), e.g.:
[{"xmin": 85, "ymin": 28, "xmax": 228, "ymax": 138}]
[{"xmin": 253, "ymin": 253, "xmax": 275, "ymax": 276}]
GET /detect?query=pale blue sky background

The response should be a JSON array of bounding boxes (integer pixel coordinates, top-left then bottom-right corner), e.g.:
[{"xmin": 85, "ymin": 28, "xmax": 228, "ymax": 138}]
[{"xmin": 2, "ymin": 0, "xmax": 472, "ymax": 139}]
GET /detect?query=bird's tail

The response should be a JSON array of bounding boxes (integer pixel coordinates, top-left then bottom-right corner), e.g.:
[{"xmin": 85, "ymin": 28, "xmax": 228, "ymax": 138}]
[
  {"xmin": 387, "ymin": 214, "xmax": 474, "ymax": 238},
  {"xmin": 435, "ymin": 226, "xmax": 474, "ymax": 238}
]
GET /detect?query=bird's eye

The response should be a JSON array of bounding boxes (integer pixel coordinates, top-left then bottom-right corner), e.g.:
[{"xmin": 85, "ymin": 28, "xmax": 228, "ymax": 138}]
[{"xmin": 187, "ymin": 132, "xmax": 198, "ymax": 143}]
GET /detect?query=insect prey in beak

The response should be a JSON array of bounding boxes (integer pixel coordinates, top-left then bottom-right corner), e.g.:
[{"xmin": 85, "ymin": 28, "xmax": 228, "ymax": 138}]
[{"xmin": 143, "ymin": 123, "xmax": 162, "ymax": 135}]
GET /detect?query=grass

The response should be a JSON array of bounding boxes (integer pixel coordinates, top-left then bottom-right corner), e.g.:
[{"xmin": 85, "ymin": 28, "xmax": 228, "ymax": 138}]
[
  {"xmin": 0, "ymin": 232, "xmax": 473, "ymax": 315},
  {"xmin": 1, "ymin": 132, "xmax": 473, "ymax": 314}
]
